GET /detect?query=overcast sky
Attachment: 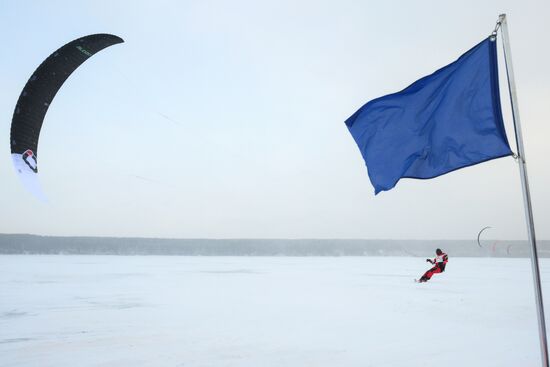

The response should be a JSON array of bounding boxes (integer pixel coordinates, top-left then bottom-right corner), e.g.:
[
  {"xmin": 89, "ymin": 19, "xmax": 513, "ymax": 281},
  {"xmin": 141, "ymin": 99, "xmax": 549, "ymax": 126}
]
[{"xmin": 0, "ymin": 0, "xmax": 548, "ymax": 240}]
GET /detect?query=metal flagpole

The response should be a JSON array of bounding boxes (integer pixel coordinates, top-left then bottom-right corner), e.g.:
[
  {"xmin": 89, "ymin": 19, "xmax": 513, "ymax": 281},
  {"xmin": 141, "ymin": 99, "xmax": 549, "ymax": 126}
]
[{"xmin": 497, "ymin": 13, "xmax": 549, "ymax": 366}]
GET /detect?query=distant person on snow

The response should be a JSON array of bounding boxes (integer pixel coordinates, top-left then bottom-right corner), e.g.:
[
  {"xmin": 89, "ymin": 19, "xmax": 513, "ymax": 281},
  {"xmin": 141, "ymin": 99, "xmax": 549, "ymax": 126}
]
[{"xmin": 417, "ymin": 248, "xmax": 448, "ymax": 283}]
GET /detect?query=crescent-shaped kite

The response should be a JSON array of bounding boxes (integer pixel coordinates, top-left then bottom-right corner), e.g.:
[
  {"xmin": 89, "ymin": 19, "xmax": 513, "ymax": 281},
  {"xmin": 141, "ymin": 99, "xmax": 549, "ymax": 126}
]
[
  {"xmin": 10, "ymin": 34, "xmax": 124, "ymax": 200},
  {"xmin": 477, "ymin": 226, "xmax": 492, "ymax": 247}
]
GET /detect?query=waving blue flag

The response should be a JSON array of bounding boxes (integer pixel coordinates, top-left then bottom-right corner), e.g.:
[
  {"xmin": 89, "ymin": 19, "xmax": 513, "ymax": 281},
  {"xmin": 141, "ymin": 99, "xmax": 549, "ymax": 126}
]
[{"xmin": 345, "ymin": 37, "xmax": 512, "ymax": 194}]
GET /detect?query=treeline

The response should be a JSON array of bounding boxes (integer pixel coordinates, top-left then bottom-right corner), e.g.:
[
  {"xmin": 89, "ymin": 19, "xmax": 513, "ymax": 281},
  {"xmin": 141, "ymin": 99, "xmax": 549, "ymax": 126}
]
[{"xmin": 1, "ymin": 234, "xmax": 548, "ymax": 257}]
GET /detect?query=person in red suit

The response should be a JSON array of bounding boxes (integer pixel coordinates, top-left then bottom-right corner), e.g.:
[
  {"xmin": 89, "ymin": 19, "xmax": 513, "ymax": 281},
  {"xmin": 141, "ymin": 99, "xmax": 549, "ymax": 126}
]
[{"xmin": 418, "ymin": 248, "xmax": 448, "ymax": 283}]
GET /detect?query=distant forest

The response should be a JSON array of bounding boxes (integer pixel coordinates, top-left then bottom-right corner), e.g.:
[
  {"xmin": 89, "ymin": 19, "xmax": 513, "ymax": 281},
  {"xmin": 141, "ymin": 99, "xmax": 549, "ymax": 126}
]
[{"xmin": 1, "ymin": 234, "xmax": 549, "ymax": 257}]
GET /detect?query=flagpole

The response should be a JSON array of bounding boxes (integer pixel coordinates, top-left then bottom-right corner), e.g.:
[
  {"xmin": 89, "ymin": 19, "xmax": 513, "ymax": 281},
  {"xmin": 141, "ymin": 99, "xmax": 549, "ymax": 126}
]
[{"xmin": 498, "ymin": 13, "xmax": 549, "ymax": 366}]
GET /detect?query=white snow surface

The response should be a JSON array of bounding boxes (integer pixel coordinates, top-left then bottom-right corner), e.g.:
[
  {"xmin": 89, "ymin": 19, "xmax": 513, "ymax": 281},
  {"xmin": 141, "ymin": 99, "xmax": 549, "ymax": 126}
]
[{"xmin": 1, "ymin": 255, "xmax": 550, "ymax": 367}]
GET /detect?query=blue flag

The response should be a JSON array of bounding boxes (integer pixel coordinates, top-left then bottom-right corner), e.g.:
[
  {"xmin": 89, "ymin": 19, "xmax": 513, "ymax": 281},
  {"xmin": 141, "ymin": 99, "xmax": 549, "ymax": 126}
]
[{"xmin": 345, "ymin": 37, "xmax": 512, "ymax": 194}]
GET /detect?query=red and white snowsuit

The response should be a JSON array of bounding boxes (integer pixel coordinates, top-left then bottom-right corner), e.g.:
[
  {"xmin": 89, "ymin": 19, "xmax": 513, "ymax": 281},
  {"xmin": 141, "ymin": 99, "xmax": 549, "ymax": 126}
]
[{"xmin": 420, "ymin": 252, "xmax": 448, "ymax": 282}]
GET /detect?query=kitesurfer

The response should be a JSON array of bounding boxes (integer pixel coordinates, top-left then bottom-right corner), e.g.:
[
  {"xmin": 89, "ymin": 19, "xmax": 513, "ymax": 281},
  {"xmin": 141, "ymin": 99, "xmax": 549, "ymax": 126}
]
[{"xmin": 417, "ymin": 248, "xmax": 448, "ymax": 283}]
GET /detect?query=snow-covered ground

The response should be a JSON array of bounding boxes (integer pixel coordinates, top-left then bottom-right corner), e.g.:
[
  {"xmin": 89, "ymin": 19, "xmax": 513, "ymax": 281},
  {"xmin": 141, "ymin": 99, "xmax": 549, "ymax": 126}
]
[{"xmin": 1, "ymin": 255, "xmax": 549, "ymax": 367}]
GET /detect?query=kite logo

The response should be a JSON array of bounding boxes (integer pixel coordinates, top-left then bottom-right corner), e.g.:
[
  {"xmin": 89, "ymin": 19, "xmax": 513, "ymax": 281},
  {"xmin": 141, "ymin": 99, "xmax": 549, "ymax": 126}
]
[
  {"xmin": 76, "ymin": 46, "xmax": 92, "ymax": 57},
  {"xmin": 22, "ymin": 149, "xmax": 38, "ymax": 173}
]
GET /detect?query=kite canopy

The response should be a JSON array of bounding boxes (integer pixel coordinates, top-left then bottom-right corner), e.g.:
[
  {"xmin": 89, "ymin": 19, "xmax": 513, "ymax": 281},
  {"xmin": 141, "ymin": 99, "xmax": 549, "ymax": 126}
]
[
  {"xmin": 477, "ymin": 226, "xmax": 492, "ymax": 247},
  {"xmin": 10, "ymin": 33, "xmax": 124, "ymax": 200}
]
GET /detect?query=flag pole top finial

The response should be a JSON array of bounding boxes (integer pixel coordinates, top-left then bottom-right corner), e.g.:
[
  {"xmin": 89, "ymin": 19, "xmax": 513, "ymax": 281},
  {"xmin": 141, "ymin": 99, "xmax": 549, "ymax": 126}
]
[{"xmin": 491, "ymin": 14, "xmax": 506, "ymax": 40}]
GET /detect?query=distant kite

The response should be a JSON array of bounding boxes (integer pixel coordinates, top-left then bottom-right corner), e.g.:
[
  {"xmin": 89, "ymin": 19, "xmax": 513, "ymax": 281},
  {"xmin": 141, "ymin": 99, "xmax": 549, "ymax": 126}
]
[
  {"xmin": 10, "ymin": 34, "xmax": 124, "ymax": 200},
  {"xmin": 477, "ymin": 226, "xmax": 492, "ymax": 247}
]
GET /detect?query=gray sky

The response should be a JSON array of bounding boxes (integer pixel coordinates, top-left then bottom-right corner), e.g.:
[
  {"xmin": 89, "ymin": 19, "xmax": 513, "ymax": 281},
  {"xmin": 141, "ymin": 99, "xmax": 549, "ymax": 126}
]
[{"xmin": 0, "ymin": 0, "xmax": 548, "ymax": 240}]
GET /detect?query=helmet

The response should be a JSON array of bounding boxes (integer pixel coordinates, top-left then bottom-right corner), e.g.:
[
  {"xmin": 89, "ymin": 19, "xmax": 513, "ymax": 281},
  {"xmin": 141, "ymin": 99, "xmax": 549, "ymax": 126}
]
[{"xmin": 436, "ymin": 248, "xmax": 443, "ymax": 255}]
